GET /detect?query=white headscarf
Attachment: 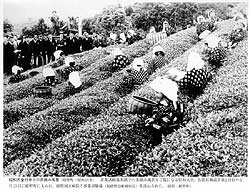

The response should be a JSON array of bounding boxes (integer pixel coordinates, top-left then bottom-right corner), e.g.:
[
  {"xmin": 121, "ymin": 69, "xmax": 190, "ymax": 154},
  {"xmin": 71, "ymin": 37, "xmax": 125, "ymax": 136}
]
[
  {"xmin": 197, "ymin": 15, "xmax": 205, "ymax": 23},
  {"xmin": 204, "ymin": 34, "xmax": 222, "ymax": 49},
  {"xmin": 65, "ymin": 56, "xmax": 75, "ymax": 67},
  {"xmin": 187, "ymin": 51, "xmax": 205, "ymax": 71},
  {"xmin": 149, "ymin": 77, "xmax": 178, "ymax": 109},
  {"xmin": 128, "ymin": 29, "xmax": 136, "ymax": 36},
  {"xmin": 165, "ymin": 68, "xmax": 186, "ymax": 82},
  {"xmin": 132, "ymin": 58, "xmax": 148, "ymax": 71},
  {"xmin": 12, "ymin": 65, "xmax": 23, "ymax": 75},
  {"xmin": 110, "ymin": 33, "xmax": 117, "ymax": 41},
  {"xmin": 43, "ymin": 67, "xmax": 55, "ymax": 77},
  {"xmin": 54, "ymin": 50, "xmax": 63, "ymax": 60},
  {"xmin": 69, "ymin": 71, "xmax": 82, "ymax": 88},
  {"xmin": 112, "ymin": 48, "xmax": 124, "ymax": 56},
  {"xmin": 152, "ymin": 45, "xmax": 164, "ymax": 58},
  {"xmin": 199, "ymin": 30, "xmax": 211, "ymax": 40},
  {"xmin": 120, "ymin": 33, "xmax": 126, "ymax": 42}
]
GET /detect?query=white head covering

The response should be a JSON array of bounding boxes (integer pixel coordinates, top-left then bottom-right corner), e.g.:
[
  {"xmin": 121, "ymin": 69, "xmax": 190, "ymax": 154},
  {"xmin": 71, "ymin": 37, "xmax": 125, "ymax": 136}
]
[
  {"xmin": 120, "ymin": 33, "xmax": 126, "ymax": 42},
  {"xmin": 54, "ymin": 50, "xmax": 63, "ymax": 60},
  {"xmin": 43, "ymin": 67, "xmax": 55, "ymax": 77},
  {"xmin": 204, "ymin": 34, "xmax": 222, "ymax": 49},
  {"xmin": 69, "ymin": 71, "xmax": 82, "ymax": 88},
  {"xmin": 128, "ymin": 29, "xmax": 136, "ymax": 36},
  {"xmin": 110, "ymin": 33, "xmax": 117, "ymax": 41},
  {"xmin": 152, "ymin": 45, "xmax": 164, "ymax": 58},
  {"xmin": 149, "ymin": 77, "xmax": 178, "ymax": 109},
  {"xmin": 132, "ymin": 58, "xmax": 148, "ymax": 71},
  {"xmin": 12, "ymin": 65, "xmax": 23, "ymax": 75},
  {"xmin": 65, "ymin": 56, "xmax": 75, "ymax": 67},
  {"xmin": 199, "ymin": 30, "xmax": 212, "ymax": 40},
  {"xmin": 234, "ymin": 19, "xmax": 247, "ymax": 30},
  {"xmin": 197, "ymin": 15, "xmax": 205, "ymax": 23},
  {"xmin": 149, "ymin": 26, "xmax": 156, "ymax": 33},
  {"xmin": 165, "ymin": 68, "xmax": 186, "ymax": 82},
  {"xmin": 112, "ymin": 48, "xmax": 124, "ymax": 56},
  {"xmin": 187, "ymin": 51, "xmax": 205, "ymax": 71}
]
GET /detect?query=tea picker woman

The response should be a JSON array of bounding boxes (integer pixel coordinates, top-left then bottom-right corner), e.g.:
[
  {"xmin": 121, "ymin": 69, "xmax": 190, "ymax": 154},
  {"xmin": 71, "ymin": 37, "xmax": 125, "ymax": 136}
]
[
  {"xmin": 166, "ymin": 51, "xmax": 211, "ymax": 99},
  {"xmin": 64, "ymin": 71, "xmax": 82, "ymax": 97},
  {"xmin": 145, "ymin": 77, "xmax": 185, "ymax": 132},
  {"xmin": 59, "ymin": 56, "xmax": 78, "ymax": 80},
  {"xmin": 110, "ymin": 48, "xmax": 130, "ymax": 71},
  {"xmin": 202, "ymin": 34, "xmax": 227, "ymax": 67},
  {"xmin": 123, "ymin": 58, "xmax": 149, "ymax": 88},
  {"xmin": 8, "ymin": 65, "xmax": 28, "ymax": 84},
  {"xmin": 228, "ymin": 20, "xmax": 247, "ymax": 48},
  {"xmin": 149, "ymin": 45, "xmax": 167, "ymax": 74},
  {"xmin": 43, "ymin": 67, "xmax": 58, "ymax": 86}
]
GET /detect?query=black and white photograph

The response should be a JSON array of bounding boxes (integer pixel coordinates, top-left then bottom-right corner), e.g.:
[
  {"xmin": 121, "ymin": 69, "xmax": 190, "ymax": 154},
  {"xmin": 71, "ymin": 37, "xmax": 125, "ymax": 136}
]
[{"xmin": 1, "ymin": 0, "xmax": 249, "ymax": 191}]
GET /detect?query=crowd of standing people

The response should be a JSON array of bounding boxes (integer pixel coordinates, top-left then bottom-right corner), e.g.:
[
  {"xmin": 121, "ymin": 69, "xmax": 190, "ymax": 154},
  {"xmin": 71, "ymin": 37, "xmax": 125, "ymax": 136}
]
[
  {"xmin": 3, "ymin": 29, "xmax": 142, "ymax": 76},
  {"xmin": 3, "ymin": 32, "xmax": 95, "ymax": 75}
]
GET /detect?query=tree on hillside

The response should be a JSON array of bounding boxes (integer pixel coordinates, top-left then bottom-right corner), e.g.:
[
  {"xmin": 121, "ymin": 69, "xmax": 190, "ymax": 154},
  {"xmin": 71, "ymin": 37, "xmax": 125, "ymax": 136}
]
[
  {"xmin": 125, "ymin": 6, "xmax": 134, "ymax": 16},
  {"xmin": 98, "ymin": 7, "xmax": 127, "ymax": 32},
  {"xmin": 22, "ymin": 18, "xmax": 50, "ymax": 36},
  {"xmin": 4, "ymin": 19, "xmax": 13, "ymax": 33},
  {"xmin": 169, "ymin": 3, "xmax": 198, "ymax": 30}
]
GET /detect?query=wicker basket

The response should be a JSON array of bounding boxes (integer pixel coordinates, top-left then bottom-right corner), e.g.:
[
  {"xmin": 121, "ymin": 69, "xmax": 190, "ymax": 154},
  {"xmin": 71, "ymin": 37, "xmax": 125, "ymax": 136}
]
[
  {"xmin": 128, "ymin": 96, "xmax": 158, "ymax": 115},
  {"xmin": 33, "ymin": 86, "xmax": 52, "ymax": 97},
  {"xmin": 29, "ymin": 71, "xmax": 39, "ymax": 77}
]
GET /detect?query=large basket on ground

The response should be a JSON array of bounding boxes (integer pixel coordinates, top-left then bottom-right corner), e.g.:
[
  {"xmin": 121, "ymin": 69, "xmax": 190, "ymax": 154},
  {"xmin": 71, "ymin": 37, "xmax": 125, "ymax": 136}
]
[
  {"xmin": 33, "ymin": 86, "xmax": 52, "ymax": 97},
  {"xmin": 128, "ymin": 96, "xmax": 158, "ymax": 115}
]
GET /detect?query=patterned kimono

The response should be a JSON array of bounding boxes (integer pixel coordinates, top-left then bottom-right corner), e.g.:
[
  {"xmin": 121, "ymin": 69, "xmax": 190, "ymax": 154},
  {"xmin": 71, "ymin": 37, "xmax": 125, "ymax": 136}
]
[
  {"xmin": 149, "ymin": 55, "xmax": 167, "ymax": 74},
  {"xmin": 111, "ymin": 55, "xmax": 130, "ymax": 71},
  {"xmin": 207, "ymin": 47, "xmax": 227, "ymax": 67},
  {"xmin": 178, "ymin": 68, "xmax": 211, "ymax": 96},
  {"xmin": 123, "ymin": 68, "xmax": 149, "ymax": 87},
  {"xmin": 8, "ymin": 74, "xmax": 28, "ymax": 84}
]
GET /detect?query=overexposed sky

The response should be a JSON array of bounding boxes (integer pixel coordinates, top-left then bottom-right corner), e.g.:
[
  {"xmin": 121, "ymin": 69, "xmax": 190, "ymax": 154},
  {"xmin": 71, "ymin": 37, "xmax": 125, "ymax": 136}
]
[{"xmin": 3, "ymin": 0, "xmax": 170, "ymax": 24}]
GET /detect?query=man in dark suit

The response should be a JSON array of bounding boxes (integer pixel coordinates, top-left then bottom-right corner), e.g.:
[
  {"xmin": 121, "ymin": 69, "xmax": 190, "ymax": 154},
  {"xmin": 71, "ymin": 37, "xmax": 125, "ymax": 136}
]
[
  {"xmin": 74, "ymin": 33, "xmax": 82, "ymax": 53},
  {"xmin": 30, "ymin": 35, "xmax": 41, "ymax": 67},
  {"xmin": 3, "ymin": 36, "xmax": 15, "ymax": 75},
  {"xmin": 46, "ymin": 34, "xmax": 57, "ymax": 63},
  {"xmin": 65, "ymin": 32, "xmax": 76, "ymax": 55},
  {"xmin": 38, "ymin": 34, "xmax": 47, "ymax": 65},
  {"xmin": 81, "ymin": 32, "xmax": 93, "ymax": 51},
  {"xmin": 17, "ymin": 36, "xmax": 32, "ymax": 71},
  {"xmin": 57, "ymin": 33, "xmax": 66, "ymax": 53}
]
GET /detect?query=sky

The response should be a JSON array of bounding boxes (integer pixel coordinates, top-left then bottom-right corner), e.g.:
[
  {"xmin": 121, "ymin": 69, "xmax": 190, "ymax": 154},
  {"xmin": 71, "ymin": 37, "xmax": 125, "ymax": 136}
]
[{"xmin": 3, "ymin": 0, "xmax": 169, "ymax": 24}]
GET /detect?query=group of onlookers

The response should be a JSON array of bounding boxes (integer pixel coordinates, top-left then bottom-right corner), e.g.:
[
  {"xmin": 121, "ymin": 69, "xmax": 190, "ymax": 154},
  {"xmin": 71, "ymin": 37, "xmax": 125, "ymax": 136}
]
[{"xmin": 3, "ymin": 29, "xmax": 142, "ymax": 75}]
